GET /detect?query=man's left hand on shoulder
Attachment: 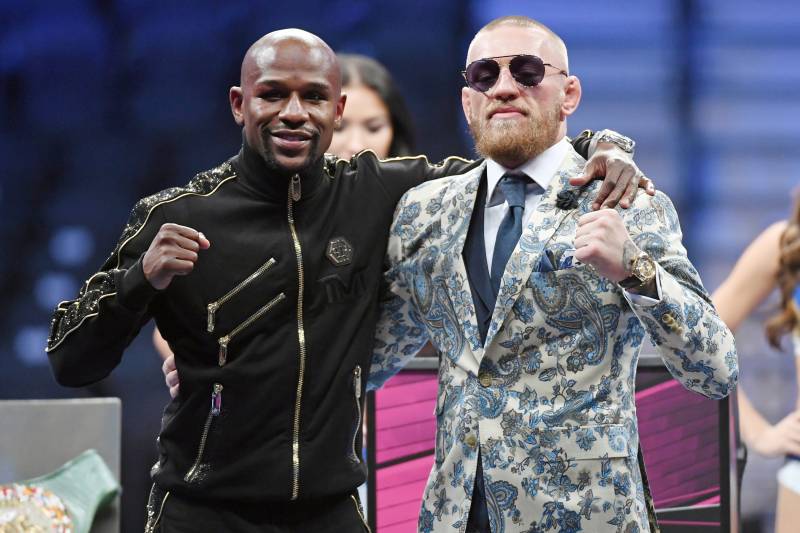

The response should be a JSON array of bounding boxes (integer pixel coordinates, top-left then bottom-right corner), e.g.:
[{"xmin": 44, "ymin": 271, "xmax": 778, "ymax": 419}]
[
  {"xmin": 570, "ymin": 143, "xmax": 656, "ymax": 210},
  {"xmin": 574, "ymin": 209, "xmax": 658, "ymax": 297}
]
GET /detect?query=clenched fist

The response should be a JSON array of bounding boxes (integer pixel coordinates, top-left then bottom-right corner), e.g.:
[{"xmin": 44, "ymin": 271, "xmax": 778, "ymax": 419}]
[
  {"xmin": 143, "ymin": 223, "xmax": 210, "ymax": 290},
  {"xmin": 574, "ymin": 208, "xmax": 636, "ymax": 282}
]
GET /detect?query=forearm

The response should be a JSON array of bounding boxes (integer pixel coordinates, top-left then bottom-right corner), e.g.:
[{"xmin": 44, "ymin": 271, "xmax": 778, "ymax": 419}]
[
  {"xmin": 47, "ymin": 257, "xmax": 156, "ymax": 386},
  {"xmin": 796, "ymin": 351, "xmax": 800, "ymax": 411},
  {"xmin": 711, "ymin": 221, "xmax": 785, "ymax": 332},
  {"xmin": 570, "ymin": 130, "xmax": 593, "ymax": 159},
  {"xmin": 47, "ymin": 197, "xmax": 163, "ymax": 385},
  {"xmin": 624, "ymin": 193, "xmax": 738, "ymax": 398},
  {"xmin": 369, "ymin": 151, "xmax": 479, "ymax": 202},
  {"xmin": 738, "ymin": 388, "xmax": 771, "ymax": 447},
  {"xmin": 367, "ymin": 292, "xmax": 430, "ymax": 391},
  {"xmin": 632, "ymin": 264, "xmax": 738, "ymax": 399},
  {"xmin": 367, "ymin": 211, "xmax": 430, "ymax": 391}
]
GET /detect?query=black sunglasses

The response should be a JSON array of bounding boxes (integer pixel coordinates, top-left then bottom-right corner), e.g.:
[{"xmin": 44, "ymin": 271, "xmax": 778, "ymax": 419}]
[{"xmin": 461, "ymin": 54, "xmax": 568, "ymax": 93}]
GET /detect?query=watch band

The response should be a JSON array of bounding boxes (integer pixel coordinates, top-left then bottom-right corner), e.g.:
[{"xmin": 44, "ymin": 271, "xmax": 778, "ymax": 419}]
[
  {"xmin": 619, "ymin": 275, "xmax": 645, "ymax": 290},
  {"xmin": 589, "ymin": 129, "xmax": 635, "ymax": 157}
]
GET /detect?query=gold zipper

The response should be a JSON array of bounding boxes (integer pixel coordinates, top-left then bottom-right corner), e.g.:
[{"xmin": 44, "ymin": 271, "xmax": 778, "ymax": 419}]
[
  {"xmin": 144, "ymin": 487, "xmax": 170, "ymax": 533},
  {"xmin": 351, "ymin": 366, "xmax": 363, "ymax": 462},
  {"xmin": 217, "ymin": 292, "xmax": 286, "ymax": 366},
  {"xmin": 350, "ymin": 494, "xmax": 372, "ymax": 533},
  {"xmin": 207, "ymin": 257, "xmax": 277, "ymax": 333},
  {"xmin": 288, "ymin": 174, "xmax": 306, "ymax": 500},
  {"xmin": 185, "ymin": 383, "xmax": 223, "ymax": 482}
]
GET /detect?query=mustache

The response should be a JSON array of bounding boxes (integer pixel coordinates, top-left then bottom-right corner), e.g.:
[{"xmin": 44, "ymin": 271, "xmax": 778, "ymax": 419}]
[
  {"xmin": 485, "ymin": 104, "xmax": 529, "ymax": 119},
  {"xmin": 261, "ymin": 126, "xmax": 319, "ymax": 141}
]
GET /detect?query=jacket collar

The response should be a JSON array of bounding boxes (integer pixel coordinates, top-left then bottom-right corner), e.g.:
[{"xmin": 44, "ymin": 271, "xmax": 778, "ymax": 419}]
[{"xmin": 232, "ymin": 134, "xmax": 327, "ymax": 203}]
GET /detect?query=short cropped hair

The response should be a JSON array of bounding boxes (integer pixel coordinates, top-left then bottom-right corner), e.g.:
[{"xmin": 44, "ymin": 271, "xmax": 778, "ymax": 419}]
[{"xmin": 476, "ymin": 15, "xmax": 568, "ymax": 69}]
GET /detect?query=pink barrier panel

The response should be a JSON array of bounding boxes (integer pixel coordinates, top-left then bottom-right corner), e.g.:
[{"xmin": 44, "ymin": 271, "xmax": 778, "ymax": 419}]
[
  {"xmin": 372, "ymin": 366, "xmax": 723, "ymax": 529},
  {"xmin": 376, "ymin": 455, "xmax": 433, "ymax": 532},
  {"xmin": 636, "ymin": 378, "xmax": 720, "ymax": 508},
  {"xmin": 375, "ymin": 373, "xmax": 438, "ymax": 464}
]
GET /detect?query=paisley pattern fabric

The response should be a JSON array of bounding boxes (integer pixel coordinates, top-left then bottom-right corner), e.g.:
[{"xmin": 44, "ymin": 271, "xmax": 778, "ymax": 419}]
[{"xmin": 369, "ymin": 147, "xmax": 738, "ymax": 532}]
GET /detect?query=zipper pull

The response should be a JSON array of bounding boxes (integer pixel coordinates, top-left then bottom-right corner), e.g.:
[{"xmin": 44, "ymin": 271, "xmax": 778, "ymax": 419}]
[
  {"xmin": 218, "ymin": 336, "xmax": 229, "ymax": 366},
  {"xmin": 354, "ymin": 366, "xmax": 362, "ymax": 400},
  {"xmin": 207, "ymin": 302, "xmax": 218, "ymax": 333},
  {"xmin": 290, "ymin": 174, "xmax": 301, "ymax": 202},
  {"xmin": 211, "ymin": 383, "xmax": 223, "ymax": 416}
]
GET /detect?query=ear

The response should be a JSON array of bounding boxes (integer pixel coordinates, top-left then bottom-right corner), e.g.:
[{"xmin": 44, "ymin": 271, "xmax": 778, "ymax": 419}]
[
  {"xmin": 335, "ymin": 93, "xmax": 347, "ymax": 124},
  {"xmin": 560, "ymin": 76, "xmax": 581, "ymax": 119},
  {"xmin": 461, "ymin": 86, "xmax": 473, "ymax": 126},
  {"xmin": 229, "ymin": 86, "xmax": 244, "ymax": 126}
]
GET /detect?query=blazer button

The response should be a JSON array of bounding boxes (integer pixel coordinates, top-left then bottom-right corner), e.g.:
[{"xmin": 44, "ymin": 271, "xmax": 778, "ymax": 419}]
[
  {"xmin": 465, "ymin": 435, "xmax": 478, "ymax": 448},
  {"xmin": 661, "ymin": 312, "xmax": 683, "ymax": 333},
  {"xmin": 478, "ymin": 372, "xmax": 492, "ymax": 388}
]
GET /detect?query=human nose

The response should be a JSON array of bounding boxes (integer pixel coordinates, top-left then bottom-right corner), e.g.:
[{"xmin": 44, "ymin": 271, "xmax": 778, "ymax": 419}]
[
  {"xmin": 489, "ymin": 66, "xmax": 520, "ymax": 100},
  {"xmin": 346, "ymin": 129, "xmax": 366, "ymax": 156},
  {"xmin": 279, "ymin": 93, "xmax": 308, "ymax": 126}
]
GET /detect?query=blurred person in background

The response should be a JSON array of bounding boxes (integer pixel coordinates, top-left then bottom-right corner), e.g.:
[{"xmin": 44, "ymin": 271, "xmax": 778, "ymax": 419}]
[
  {"xmin": 712, "ymin": 194, "xmax": 800, "ymax": 533},
  {"xmin": 329, "ymin": 53, "xmax": 416, "ymax": 159}
]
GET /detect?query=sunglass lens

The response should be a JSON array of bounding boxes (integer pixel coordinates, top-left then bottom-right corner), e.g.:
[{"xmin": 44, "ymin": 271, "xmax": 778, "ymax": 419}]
[
  {"xmin": 466, "ymin": 59, "xmax": 500, "ymax": 92},
  {"xmin": 509, "ymin": 55, "xmax": 545, "ymax": 87}
]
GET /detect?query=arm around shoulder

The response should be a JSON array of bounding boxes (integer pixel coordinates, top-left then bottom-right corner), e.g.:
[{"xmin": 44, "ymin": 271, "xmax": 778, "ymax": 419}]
[
  {"xmin": 358, "ymin": 150, "xmax": 478, "ymax": 206},
  {"xmin": 367, "ymin": 190, "xmax": 431, "ymax": 390}
]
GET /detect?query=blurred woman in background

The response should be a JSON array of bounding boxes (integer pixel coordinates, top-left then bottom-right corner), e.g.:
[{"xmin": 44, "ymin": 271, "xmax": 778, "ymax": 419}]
[
  {"xmin": 712, "ymin": 194, "xmax": 800, "ymax": 533},
  {"xmin": 329, "ymin": 53, "xmax": 415, "ymax": 159}
]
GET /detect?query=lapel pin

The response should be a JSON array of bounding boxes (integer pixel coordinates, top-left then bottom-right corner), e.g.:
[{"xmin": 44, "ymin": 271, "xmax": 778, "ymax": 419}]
[{"xmin": 556, "ymin": 190, "xmax": 579, "ymax": 210}]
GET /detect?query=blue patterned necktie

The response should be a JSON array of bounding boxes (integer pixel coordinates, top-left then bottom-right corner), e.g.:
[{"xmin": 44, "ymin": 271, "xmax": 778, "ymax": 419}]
[{"xmin": 490, "ymin": 173, "xmax": 531, "ymax": 297}]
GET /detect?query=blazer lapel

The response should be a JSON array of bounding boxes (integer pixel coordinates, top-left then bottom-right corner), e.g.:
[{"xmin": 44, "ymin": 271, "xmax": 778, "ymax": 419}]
[
  {"xmin": 483, "ymin": 148, "xmax": 588, "ymax": 349},
  {"xmin": 461, "ymin": 173, "xmax": 495, "ymax": 343},
  {"xmin": 434, "ymin": 163, "xmax": 487, "ymax": 365}
]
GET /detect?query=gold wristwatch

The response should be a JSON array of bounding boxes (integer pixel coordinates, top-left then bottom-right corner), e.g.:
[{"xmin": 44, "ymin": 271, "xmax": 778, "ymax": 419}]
[{"xmin": 619, "ymin": 251, "xmax": 656, "ymax": 290}]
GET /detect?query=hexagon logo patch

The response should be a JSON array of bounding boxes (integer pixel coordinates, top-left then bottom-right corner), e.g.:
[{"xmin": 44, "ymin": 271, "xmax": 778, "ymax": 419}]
[{"xmin": 326, "ymin": 237, "xmax": 354, "ymax": 266}]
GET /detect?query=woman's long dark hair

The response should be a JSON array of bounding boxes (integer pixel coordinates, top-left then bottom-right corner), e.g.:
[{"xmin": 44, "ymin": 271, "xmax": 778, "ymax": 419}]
[
  {"xmin": 766, "ymin": 194, "xmax": 800, "ymax": 347},
  {"xmin": 338, "ymin": 54, "xmax": 416, "ymax": 157}
]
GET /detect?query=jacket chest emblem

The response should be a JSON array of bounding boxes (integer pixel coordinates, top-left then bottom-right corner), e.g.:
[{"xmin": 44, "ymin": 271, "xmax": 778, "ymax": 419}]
[{"xmin": 326, "ymin": 236, "xmax": 354, "ymax": 266}]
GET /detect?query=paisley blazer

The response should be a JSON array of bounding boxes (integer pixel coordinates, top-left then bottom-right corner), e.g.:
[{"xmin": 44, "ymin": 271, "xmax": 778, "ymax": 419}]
[{"xmin": 369, "ymin": 146, "xmax": 738, "ymax": 533}]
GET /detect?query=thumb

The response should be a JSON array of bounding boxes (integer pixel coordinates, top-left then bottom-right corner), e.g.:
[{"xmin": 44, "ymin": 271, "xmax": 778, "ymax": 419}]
[
  {"xmin": 570, "ymin": 158, "xmax": 602, "ymax": 186},
  {"xmin": 198, "ymin": 232, "xmax": 211, "ymax": 250}
]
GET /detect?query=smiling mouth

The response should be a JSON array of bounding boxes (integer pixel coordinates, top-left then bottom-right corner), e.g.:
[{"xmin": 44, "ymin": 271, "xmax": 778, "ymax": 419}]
[
  {"xmin": 273, "ymin": 131, "xmax": 312, "ymax": 141},
  {"xmin": 269, "ymin": 130, "xmax": 315, "ymax": 152}
]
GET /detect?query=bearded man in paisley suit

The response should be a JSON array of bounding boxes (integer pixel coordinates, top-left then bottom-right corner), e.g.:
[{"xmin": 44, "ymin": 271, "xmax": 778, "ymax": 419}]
[{"xmin": 369, "ymin": 16, "xmax": 738, "ymax": 533}]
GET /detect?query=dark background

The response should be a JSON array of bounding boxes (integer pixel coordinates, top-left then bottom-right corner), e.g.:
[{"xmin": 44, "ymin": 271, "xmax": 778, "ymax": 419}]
[{"xmin": 0, "ymin": 1, "xmax": 795, "ymax": 530}]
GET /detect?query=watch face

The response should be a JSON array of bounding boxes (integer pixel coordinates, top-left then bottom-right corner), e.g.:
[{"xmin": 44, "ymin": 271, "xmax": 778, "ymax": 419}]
[{"xmin": 634, "ymin": 255, "xmax": 656, "ymax": 280}]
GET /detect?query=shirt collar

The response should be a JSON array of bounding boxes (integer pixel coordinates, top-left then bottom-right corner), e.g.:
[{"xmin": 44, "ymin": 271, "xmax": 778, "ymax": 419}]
[{"xmin": 485, "ymin": 137, "xmax": 570, "ymax": 207}]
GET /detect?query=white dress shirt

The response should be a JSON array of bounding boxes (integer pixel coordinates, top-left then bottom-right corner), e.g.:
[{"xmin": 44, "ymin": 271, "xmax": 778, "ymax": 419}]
[
  {"xmin": 481, "ymin": 137, "xmax": 660, "ymax": 305},
  {"xmin": 483, "ymin": 138, "xmax": 570, "ymax": 269}
]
